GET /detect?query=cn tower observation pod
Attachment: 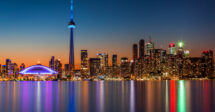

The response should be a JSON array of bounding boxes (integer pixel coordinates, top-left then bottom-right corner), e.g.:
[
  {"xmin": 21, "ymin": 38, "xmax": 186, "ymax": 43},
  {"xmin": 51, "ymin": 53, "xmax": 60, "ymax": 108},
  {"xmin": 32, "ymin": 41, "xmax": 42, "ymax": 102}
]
[{"xmin": 20, "ymin": 64, "xmax": 57, "ymax": 75}]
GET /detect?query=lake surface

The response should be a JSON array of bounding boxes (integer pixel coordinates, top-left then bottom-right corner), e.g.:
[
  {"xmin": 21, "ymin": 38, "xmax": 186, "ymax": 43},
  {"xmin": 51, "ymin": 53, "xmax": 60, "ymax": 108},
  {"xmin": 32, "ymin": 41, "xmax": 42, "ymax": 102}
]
[{"xmin": 0, "ymin": 80, "xmax": 214, "ymax": 112}]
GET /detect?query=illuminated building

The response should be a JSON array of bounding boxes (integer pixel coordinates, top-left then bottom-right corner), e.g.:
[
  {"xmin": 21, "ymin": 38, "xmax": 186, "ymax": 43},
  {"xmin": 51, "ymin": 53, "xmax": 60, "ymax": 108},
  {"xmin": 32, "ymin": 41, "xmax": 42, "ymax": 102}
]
[
  {"xmin": 97, "ymin": 53, "xmax": 104, "ymax": 72},
  {"xmin": 150, "ymin": 49, "xmax": 164, "ymax": 75},
  {"xmin": 139, "ymin": 39, "xmax": 145, "ymax": 59},
  {"xmin": 89, "ymin": 58, "xmax": 101, "ymax": 76},
  {"xmin": 184, "ymin": 50, "xmax": 190, "ymax": 58},
  {"xmin": 68, "ymin": 0, "xmax": 76, "ymax": 75},
  {"xmin": 112, "ymin": 54, "xmax": 118, "ymax": 77},
  {"xmin": 138, "ymin": 39, "xmax": 145, "ymax": 77},
  {"xmin": 201, "ymin": 50, "xmax": 214, "ymax": 77},
  {"xmin": 160, "ymin": 50, "xmax": 168, "ymax": 75},
  {"xmin": 146, "ymin": 38, "xmax": 154, "ymax": 56},
  {"xmin": 11, "ymin": 63, "xmax": 19, "ymax": 78},
  {"xmin": 64, "ymin": 64, "xmax": 70, "ymax": 76},
  {"xmin": 133, "ymin": 44, "xmax": 138, "ymax": 61},
  {"xmin": 2, "ymin": 65, "xmax": 6, "ymax": 78},
  {"xmin": 169, "ymin": 43, "xmax": 176, "ymax": 55},
  {"xmin": 81, "ymin": 50, "xmax": 88, "ymax": 76},
  {"xmin": 6, "ymin": 59, "xmax": 12, "ymax": 77},
  {"xmin": 120, "ymin": 57, "xmax": 130, "ymax": 78},
  {"xmin": 49, "ymin": 56, "xmax": 55, "ymax": 70},
  {"xmin": 104, "ymin": 53, "xmax": 109, "ymax": 69},
  {"xmin": 0, "ymin": 64, "xmax": 1, "ymax": 75},
  {"xmin": 20, "ymin": 63, "xmax": 25, "ymax": 71},
  {"xmin": 55, "ymin": 59, "xmax": 63, "ymax": 79},
  {"xmin": 177, "ymin": 41, "xmax": 184, "ymax": 57},
  {"xmin": 176, "ymin": 41, "xmax": 184, "ymax": 76},
  {"xmin": 183, "ymin": 57, "xmax": 202, "ymax": 77},
  {"xmin": 132, "ymin": 44, "xmax": 138, "ymax": 76},
  {"xmin": 112, "ymin": 54, "xmax": 118, "ymax": 68},
  {"xmin": 161, "ymin": 50, "xmax": 167, "ymax": 63},
  {"xmin": 20, "ymin": 64, "xmax": 58, "ymax": 80},
  {"xmin": 104, "ymin": 53, "xmax": 110, "ymax": 75},
  {"xmin": 167, "ymin": 54, "xmax": 177, "ymax": 76}
]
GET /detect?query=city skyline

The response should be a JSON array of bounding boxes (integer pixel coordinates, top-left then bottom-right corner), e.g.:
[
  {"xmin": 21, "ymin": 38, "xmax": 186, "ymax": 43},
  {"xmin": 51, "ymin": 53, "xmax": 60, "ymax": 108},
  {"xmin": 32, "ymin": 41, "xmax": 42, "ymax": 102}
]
[{"xmin": 0, "ymin": 0, "xmax": 215, "ymax": 67}]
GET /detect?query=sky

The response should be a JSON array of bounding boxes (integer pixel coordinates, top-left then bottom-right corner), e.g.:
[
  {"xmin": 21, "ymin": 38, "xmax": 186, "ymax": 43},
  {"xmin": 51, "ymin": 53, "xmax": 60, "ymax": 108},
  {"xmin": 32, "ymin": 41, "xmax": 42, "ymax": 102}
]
[{"xmin": 0, "ymin": 0, "xmax": 215, "ymax": 68}]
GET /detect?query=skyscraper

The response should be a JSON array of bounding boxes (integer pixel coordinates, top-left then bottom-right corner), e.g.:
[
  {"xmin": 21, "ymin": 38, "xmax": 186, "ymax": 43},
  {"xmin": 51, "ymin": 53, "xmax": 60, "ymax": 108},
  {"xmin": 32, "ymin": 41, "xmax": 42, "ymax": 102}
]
[
  {"xmin": 112, "ymin": 54, "xmax": 118, "ymax": 77},
  {"xmin": 6, "ymin": 59, "xmax": 12, "ymax": 77},
  {"xmin": 89, "ymin": 58, "xmax": 101, "ymax": 76},
  {"xmin": 97, "ymin": 53, "xmax": 104, "ymax": 72},
  {"xmin": 55, "ymin": 59, "xmax": 63, "ymax": 79},
  {"xmin": 169, "ymin": 43, "xmax": 176, "ymax": 55},
  {"xmin": 201, "ymin": 50, "xmax": 214, "ymax": 77},
  {"xmin": 133, "ymin": 44, "xmax": 138, "ymax": 61},
  {"xmin": 112, "ymin": 54, "xmax": 118, "ymax": 68},
  {"xmin": 0, "ymin": 64, "xmax": 1, "ymax": 75},
  {"xmin": 120, "ymin": 57, "xmax": 130, "ymax": 77},
  {"xmin": 11, "ymin": 63, "xmax": 18, "ymax": 78},
  {"xmin": 49, "ymin": 56, "xmax": 55, "ymax": 70},
  {"xmin": 146, "ymin": 38, "xmax": 154, "ymax": 56},
  {"xmin": 139, "ymin": 39, "xmax": 145, "ymax": 59},
  {"xmin": 81, "ymin": 50, "xmax": 88, "ymax": 75},
  {"xmin": 20, "ymin": 63, "xmax": 25, "ymax": 71},
  {"xmin": 68, "ymin": 0, "xmax": 76, "ymax": 74},
  {"xmin": 132, "ymin": 44, "xmax": 138, "ymax": 76},
  {"xmin": 104, "ymin": 53, "xmax": 109, "ymax": 71}
]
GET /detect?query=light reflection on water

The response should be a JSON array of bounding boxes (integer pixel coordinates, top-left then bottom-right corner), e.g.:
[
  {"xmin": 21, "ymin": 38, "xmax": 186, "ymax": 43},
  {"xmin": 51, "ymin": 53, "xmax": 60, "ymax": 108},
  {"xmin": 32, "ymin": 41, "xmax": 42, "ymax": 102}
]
[{"xmin": 0, "ymin": 80, "xmax": 214, "ymax": 112}]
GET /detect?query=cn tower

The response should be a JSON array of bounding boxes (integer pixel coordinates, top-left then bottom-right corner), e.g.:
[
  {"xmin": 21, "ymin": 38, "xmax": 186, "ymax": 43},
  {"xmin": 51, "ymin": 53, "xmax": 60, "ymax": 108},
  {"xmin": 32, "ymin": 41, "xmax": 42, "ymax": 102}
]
[{"xmin": 68, "ymin": 0, "xmax": 75, "ymax": 75}]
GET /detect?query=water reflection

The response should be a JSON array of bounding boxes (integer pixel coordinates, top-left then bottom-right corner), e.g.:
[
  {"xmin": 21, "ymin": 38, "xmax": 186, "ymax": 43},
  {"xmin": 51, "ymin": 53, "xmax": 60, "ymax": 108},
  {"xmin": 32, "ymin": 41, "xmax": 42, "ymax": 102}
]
[
  {"xmin": 178, "ymin": 80, "xmax": 186, "ymax": 112},
  {"xmin": 0, "ymin": 81, "xmax": 214, "ymax": 112}
]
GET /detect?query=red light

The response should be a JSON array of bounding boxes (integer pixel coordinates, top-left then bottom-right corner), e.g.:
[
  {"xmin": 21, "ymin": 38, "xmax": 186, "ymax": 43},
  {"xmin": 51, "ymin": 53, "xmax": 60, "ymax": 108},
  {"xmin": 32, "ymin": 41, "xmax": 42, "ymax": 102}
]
[
  {"xmin": 169, "ymin": 43, "xmax": 175, "ymax": 47},
  {"xmin": 202, "ymin": 50, "xmax": 209, "ymax": 54}
]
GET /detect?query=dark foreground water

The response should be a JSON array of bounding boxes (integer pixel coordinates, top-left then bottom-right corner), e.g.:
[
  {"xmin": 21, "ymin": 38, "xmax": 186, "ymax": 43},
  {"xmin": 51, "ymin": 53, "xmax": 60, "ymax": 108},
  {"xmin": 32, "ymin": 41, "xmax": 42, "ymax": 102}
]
[{"xmin": 0, "ymin": 80, "xmax": 214, "ymax": 112}]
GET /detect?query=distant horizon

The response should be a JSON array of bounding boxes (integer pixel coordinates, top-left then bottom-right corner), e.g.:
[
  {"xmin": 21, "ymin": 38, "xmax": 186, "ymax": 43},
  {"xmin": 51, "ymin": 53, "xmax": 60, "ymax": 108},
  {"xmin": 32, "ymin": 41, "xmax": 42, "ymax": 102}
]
[{"xmin": 0, "ymin": 0, "xmax": 215, "ymax": 67}]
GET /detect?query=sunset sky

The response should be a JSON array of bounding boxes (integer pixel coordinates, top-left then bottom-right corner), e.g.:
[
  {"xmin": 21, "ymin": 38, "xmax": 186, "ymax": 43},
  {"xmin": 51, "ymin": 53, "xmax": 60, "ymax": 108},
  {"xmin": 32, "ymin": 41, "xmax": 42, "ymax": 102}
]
[{"xmin": 0, "ymin": 0, "xmax": 215, "ymax": 68}]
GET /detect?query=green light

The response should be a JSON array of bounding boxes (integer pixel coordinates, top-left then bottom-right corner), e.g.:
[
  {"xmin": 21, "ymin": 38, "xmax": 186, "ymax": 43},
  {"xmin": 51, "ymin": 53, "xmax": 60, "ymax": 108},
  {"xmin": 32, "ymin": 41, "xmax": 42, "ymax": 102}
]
[
  {"xmin": 178, "ymin": 80, "xmax": 186, "ymax": 112},
  {"xmin": 178, "ymin": 41, "xmax": 184, "ymax": 48}
]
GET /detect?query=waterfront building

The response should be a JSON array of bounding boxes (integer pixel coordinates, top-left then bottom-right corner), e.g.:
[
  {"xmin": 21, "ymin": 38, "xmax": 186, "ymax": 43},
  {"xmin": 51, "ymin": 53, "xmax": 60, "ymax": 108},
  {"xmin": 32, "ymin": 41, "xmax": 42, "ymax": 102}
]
[
  {"xmin": 184, "ymin": 50, "xmax": 190, "ymax": 58},
  {"xmin": 201, "ymin": 50, "xmax": 214, "ymax": 77},
  {"xmin": 104, "ymin": 53, "xmax": 109, "ymax": 70},
  {"xmin": 64, "ymin": 64, "xmax": 70, "ymax": 76},
  {"xmin": 0, "ymin": 64, "xmax": 1, "ymax": 75},
  {"xmin": 20, "ymin": 63, "xmax": 25, "ymax": 71},
  {"xmin": 49, "ymin": 56, "xmax": 55, "ymax": 70},
  {"xmin": 11, "ymin": 63, "xmax": 19, "ymax": 78},
  {"xmin": 2, "ymin": 65, "xmax": 6, "ymax": 78},
  {"xmin": 176, "ymin": 41, "xmax": 184, "ymax": 77},
  {"xmin": 139, "ymin": 39, "xmax": 145, "ymax": 59},
  {"xmin": 120, "ymin": 57, "xmax": 130, "ymax": 78},
  {"xmin": 169, "ymin": 43, "xmax": 176, "ymax": 55},
  {"xmin": 97, "ymin": 53, "xmax": 104, "ymax": 73},
  {"xmin": 112, "ymin": 54, "xmax": 118, "ymax": 77},
  {"xmin": 81, "ymin": 50, "xmax": 88, "ymax": 76},
  {"xmin": 89, "ymin": 58, "xmax": 101, "ymax": 76},
  {"xmin": 55, "ymin": 59, "xmax": 63, "ymax": 79},
  {"xmin": 6, "ymin": 59, "xmax": 12, "ymax": 77},
  {"xmin": 112, "ymin": 54, "xmax": 118, "ymax": 68},
  {"xmin": 133, "ymin": 44, "xmax": 138, "ymax": 61},
  {"xmin": 132, "ymin": 44, "xmax": 138, "ymax": 76},
  {"xmin": 146, "ymin": 38, "xmax": 154, "ymax": 56}
]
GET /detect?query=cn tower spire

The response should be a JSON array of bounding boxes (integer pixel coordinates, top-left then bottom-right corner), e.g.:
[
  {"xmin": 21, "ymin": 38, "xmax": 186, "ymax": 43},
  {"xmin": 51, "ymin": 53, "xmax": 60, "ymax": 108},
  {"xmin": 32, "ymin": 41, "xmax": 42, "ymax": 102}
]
[{"xmin": 68, "ymin": 0, "xmax": 75, "ymax": 76}]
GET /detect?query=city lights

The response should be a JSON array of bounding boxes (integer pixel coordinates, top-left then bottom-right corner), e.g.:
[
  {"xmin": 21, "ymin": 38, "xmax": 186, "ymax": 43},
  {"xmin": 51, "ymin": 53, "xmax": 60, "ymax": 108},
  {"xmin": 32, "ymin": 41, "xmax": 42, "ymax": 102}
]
[{"xmin": 178, "ymin": 41, "xmax": 184, "ymax": 48}]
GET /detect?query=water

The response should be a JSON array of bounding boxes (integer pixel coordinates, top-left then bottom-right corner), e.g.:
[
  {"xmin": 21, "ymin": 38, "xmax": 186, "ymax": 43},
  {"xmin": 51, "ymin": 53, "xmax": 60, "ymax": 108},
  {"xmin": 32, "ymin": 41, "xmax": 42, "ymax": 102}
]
[{"xmin": 0, "ymin": 80, "xmax": 214, "ymax": 112}]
